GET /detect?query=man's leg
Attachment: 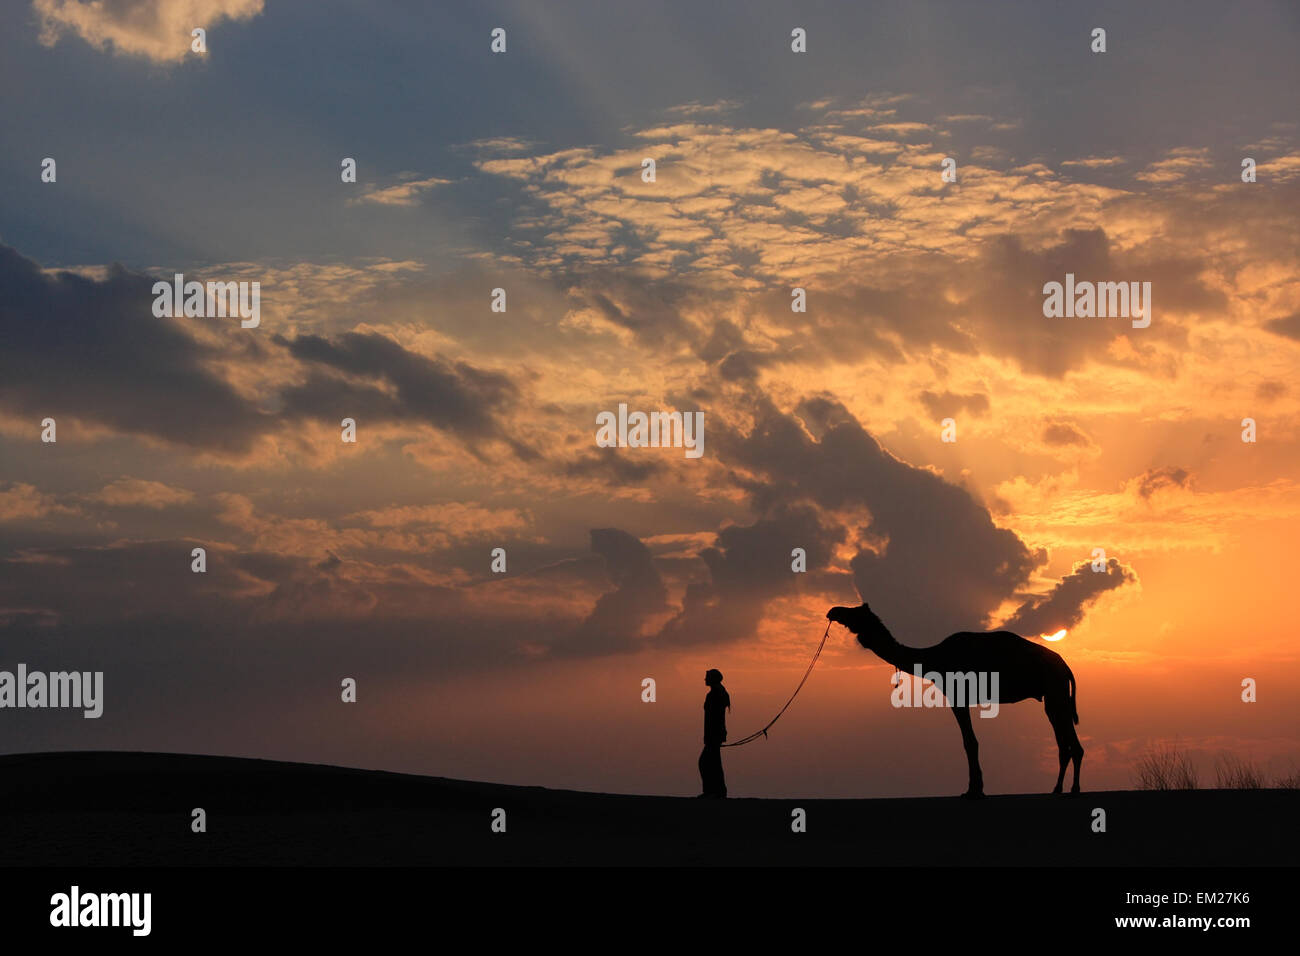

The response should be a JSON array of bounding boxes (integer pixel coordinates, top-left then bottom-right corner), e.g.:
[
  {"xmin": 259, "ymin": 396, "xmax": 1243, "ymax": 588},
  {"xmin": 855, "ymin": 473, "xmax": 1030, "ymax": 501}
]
[{"xmin": 703, "ymin": 744, "xmax": 725, "ymax": 797}]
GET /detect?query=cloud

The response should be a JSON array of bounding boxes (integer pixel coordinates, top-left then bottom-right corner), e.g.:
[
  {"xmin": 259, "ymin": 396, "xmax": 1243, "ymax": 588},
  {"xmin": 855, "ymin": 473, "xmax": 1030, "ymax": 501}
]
[
  {"xmin": 867, "ymin": 122, "xmax": 932, "ymax": 137},
  {"xmin": 0, "ymin": 244, "xmax": 549, "ymax": 463},
  {"xmin": 1264, "ymin": 312, "xmax": 1300, "ymax": 340},
  {"xmin": 653, "ymin": 504, "xmax": 842, "ymax": 647},
  {"xmin": 470, "ymin": 108, "xmax": 1242, "ymax": 382},
  {"xmin": 348, "ymin": 502, "xmax": 533, "ymax": 543},
  {"xmin": 1133, "ymin": 466, "xmax": 1191, "ymax": 500},
  {"xmin": 348, "ymin": 176, "xmax": 454, "ymax": 208},
  {"xmin": 1258, "ymin": 153, "xmax": 1300, "ymax": 183},
  {"xmin": 563, "ymin": 448, "xmax": 666, "ymax": 487},
  {"xmin": 0, "ymin": 523, "xmax": 680, "ymax": 700},
  {"xmin": 714, "ymin": 394, "xmax": 1045, "ymax": 643},
  {"xmin": 210, "ymin": 493, "xmax": 536, "ymax": 560},
  {"xmin": 0, "ymin": 538, "xmax": 532, "ymax": 710},
  {"xmin": 0, "ymin": 244, "xmax": 270, "ymax": 452},
  {"xmin": 89, "ymin": 478, "xmax": 195, "ymax": 508},
  {"xmin": 994, "ymin": 471, "xmax": 1300, "ymax": 559},
  {"xmin": 1061, "ymin": 156, "xmax": 1126, "ymax": 169},
  {"xmin": 1256, "ymin": 380, "xmax": 1287, "ymax": 402},
  {"xmin": 1135, "ymin": 147, "xmax": 1214, "ymax": 185},
  {"xmin": 0, "ymin": 483, "xmax": 75, "ymax": 521},
  {"xmin": 34, "ymin": 0, "xmax": 264, "ymax": 63},
  {"xmin": 471, "ymin": 112, "xmax": 1130, "ymax": 287},
  {"xmin": 274, "ymin": 331, "xmax": 534, "ymax": 458},
  {"xmin": 663, "ymin": 100, "xmax": 741, "ymax": 117},
  {"xmin": 1041, "ymin": 421, "xmax": 1092, "ymax": 448},
  {"xmin": 951, "ymin": 228, "xmax": 1221, "ymax": 378},
  {"xmin": 1001, "ymin": 558, "xmax": 1137, "ymax": 636},
  {"xmin": 565, "ymin": 528, "xmax": 670, "ymax": 655},
  {"xmin": 918, "ymin": 389, "xmax": 989, "ymax": 420},
  {"xmin": 456, "ymin": 137, "xmax": 538, "ymax": 155}
]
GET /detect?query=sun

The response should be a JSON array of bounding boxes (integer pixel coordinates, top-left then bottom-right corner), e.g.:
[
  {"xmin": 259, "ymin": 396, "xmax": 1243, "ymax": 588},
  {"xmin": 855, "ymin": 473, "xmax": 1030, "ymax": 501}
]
[{"xmin": 1041, "ymin": 629, "xmax": 1067, "ymax": 642}]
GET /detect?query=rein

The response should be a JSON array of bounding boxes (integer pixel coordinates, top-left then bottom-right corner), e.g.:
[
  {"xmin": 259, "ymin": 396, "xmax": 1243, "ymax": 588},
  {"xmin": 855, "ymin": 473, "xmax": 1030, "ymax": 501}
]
[{"xmin": 721, "ymin": 621, "xmax": 832, "ymax": 747}]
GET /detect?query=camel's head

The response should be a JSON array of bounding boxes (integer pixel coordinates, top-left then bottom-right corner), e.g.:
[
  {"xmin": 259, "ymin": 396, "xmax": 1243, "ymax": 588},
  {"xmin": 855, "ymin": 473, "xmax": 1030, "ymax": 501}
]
[
  {"xmin": 826, "ymin": 603, "xmax": 872, "ymax": 633},
  {"xmin": 826, "ymin": 603, "xmax": 884, "ymax": 648}
]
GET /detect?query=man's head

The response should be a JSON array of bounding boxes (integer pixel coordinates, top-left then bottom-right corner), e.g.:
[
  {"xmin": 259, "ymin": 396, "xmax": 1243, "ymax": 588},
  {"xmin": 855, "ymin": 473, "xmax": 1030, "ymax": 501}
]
[{"xmin": 705, "ymin": 668, "xmax": 723, "ymax": 687}]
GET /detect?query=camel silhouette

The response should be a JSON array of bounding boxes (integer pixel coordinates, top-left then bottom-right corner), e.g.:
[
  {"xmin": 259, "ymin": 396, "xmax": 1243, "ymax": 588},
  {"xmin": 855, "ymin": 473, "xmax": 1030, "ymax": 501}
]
[{"xmin": 827, "ymin": 603, "xmax": 1083, "ymax": 798}]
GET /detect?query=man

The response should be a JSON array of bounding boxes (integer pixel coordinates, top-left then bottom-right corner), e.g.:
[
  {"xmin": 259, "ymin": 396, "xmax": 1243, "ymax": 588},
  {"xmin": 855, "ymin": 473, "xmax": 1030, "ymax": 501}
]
[{"xmin": 698, "ymin": 668, "xmax": 730, "ymax": 798}]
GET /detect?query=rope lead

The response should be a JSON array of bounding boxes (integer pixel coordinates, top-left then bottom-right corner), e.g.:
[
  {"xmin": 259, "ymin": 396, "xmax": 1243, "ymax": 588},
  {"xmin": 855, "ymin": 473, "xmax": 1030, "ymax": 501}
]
[{"xmin": 721, "ymin": 621, "xmax": 832, "ymax": 748}]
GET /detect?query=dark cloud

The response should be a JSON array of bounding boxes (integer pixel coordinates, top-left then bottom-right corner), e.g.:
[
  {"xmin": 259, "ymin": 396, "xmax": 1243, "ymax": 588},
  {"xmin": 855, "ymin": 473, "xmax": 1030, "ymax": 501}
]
[
  {"xmin": 563, "ymin": 449, "xmax": 665, "ymax": 485},
  {"xmin": 697, "ymin": 318, "xmax": 748, "ymax": 364},
  {"xmin": 1256, "ymin": 380, "xmax": 1287, "ymax": 402},
  {"xmin": 564, "ymin": 528, "xmax": 670, "ymax": 655},
  {"xmin": 571, "ymin": 278, "xmax": 695, "ymax": 345},
  {"xmin": 1042, "ymin": 420, "xmax": 1092, "ymax": 447},
  {"xmin": 698, "ymin": 319, "xmax": 777, "ymax": 382},
  {"xmin": 1135, "ymin": 466, "xmax": 1191, "ymax": 499},
  {"xmin": 0, "ymin": 537, "xmax": 556, "ymax": 755},
  {"xmin": 315, "ymin": 551, "xmax": 342, "ymax": 571},
  {"xmin": 1263, "ymin": 312, "xmax": 1300, "ymax": 340},
  {"xmin": 959, "ymin": 228, "xmax": 1216, "ymax": 379},
  {"xmin": 275, "ymin": 331, "xmax": 533, "ymax": 458},
  {"xmin": 918, "ymin": 389, "xmax": 989, "ymax": 420},
  {"xmin": 1001, "ymin": 557, "xmax": 1136, "ymax": 636},
  {"xmin": 653, "ymin": 504, "xmax": 842, "ymax": 647},
  {"xmin": 780, "ymin": 280, "xmax": 951, "ymax": 366},
  {"xmin": 0, "ymin": 523, "xmax": 701, "ymax": 717},
  {"xmin": 0, "ymin": 243, "xmax": 269, "ymax": 451},
  {"xmin": 713, "ymin": 227, "xmax": 1223, "ymax": 383},
  {"xmin": 714, "ymin": 394, "xmax": 1044, "ymax": 643},
  {"xmin": 717, "ymin": 349, "xmax": 770, "ymax": 382},
  {"xmin": 0, "ymin": 244, "xmax": 534, "ymax": 460}
]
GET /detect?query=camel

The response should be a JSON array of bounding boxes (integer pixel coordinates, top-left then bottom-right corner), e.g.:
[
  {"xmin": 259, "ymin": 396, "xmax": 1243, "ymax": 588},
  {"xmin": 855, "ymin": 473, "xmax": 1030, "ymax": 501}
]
[{"xmin": 827, "ymin": 603, "xmax": 1083, "ymax": 798}]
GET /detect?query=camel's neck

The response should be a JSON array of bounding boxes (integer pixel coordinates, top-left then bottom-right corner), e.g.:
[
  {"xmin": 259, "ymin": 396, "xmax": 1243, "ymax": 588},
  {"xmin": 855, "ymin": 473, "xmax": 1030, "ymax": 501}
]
[
  {"xmin": 859, "ymin": 613, "xmax": 929, "ymax": 672},
  {"xmin": 872, "ymin": 636, "xmax": 930, "ymax": 673}
]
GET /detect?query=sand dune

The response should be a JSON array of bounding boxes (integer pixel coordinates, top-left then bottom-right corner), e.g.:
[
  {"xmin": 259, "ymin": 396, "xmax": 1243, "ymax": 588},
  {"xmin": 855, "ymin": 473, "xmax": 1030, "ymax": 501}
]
[{"xmin": 1, "ymin": 752, "xmax": 1294, "ymax": 866}]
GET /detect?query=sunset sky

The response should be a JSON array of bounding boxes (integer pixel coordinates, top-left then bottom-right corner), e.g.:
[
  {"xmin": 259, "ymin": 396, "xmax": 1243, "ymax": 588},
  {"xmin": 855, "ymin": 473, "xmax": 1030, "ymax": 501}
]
[{"xmin": 2, "ymin": 0, "xmax": 1298, "ymax": 798}]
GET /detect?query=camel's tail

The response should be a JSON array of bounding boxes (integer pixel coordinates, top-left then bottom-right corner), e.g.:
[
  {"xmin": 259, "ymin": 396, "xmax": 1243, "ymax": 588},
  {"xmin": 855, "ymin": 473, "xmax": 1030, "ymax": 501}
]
[{"xmin": 1066, "ymin": 664, "xmax": 1079, "ymax": 725}]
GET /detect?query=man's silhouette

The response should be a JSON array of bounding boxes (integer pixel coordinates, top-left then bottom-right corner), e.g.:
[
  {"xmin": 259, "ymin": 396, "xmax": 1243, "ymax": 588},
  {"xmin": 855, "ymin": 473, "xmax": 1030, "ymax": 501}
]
[{"xmin": 698, "ymin": 668, "xmax": 730, "ymax": 798}]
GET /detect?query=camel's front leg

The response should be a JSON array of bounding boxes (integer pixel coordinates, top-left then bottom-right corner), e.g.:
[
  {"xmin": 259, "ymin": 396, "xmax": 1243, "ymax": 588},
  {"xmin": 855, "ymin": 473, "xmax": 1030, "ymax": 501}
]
[{"xmin": 952, "ymin": 706, "xmax": 984, "ymax": 798}]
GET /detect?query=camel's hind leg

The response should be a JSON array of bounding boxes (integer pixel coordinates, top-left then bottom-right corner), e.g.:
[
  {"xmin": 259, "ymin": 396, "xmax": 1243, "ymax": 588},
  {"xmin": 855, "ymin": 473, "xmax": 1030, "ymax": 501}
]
[
  {"xmin": 1046, "ymin": 697, "xmax": 1083, "ymax": 794},
  {"xmin": 952, "ymin": 706, "xmax": 984, "ymax": 798}
]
